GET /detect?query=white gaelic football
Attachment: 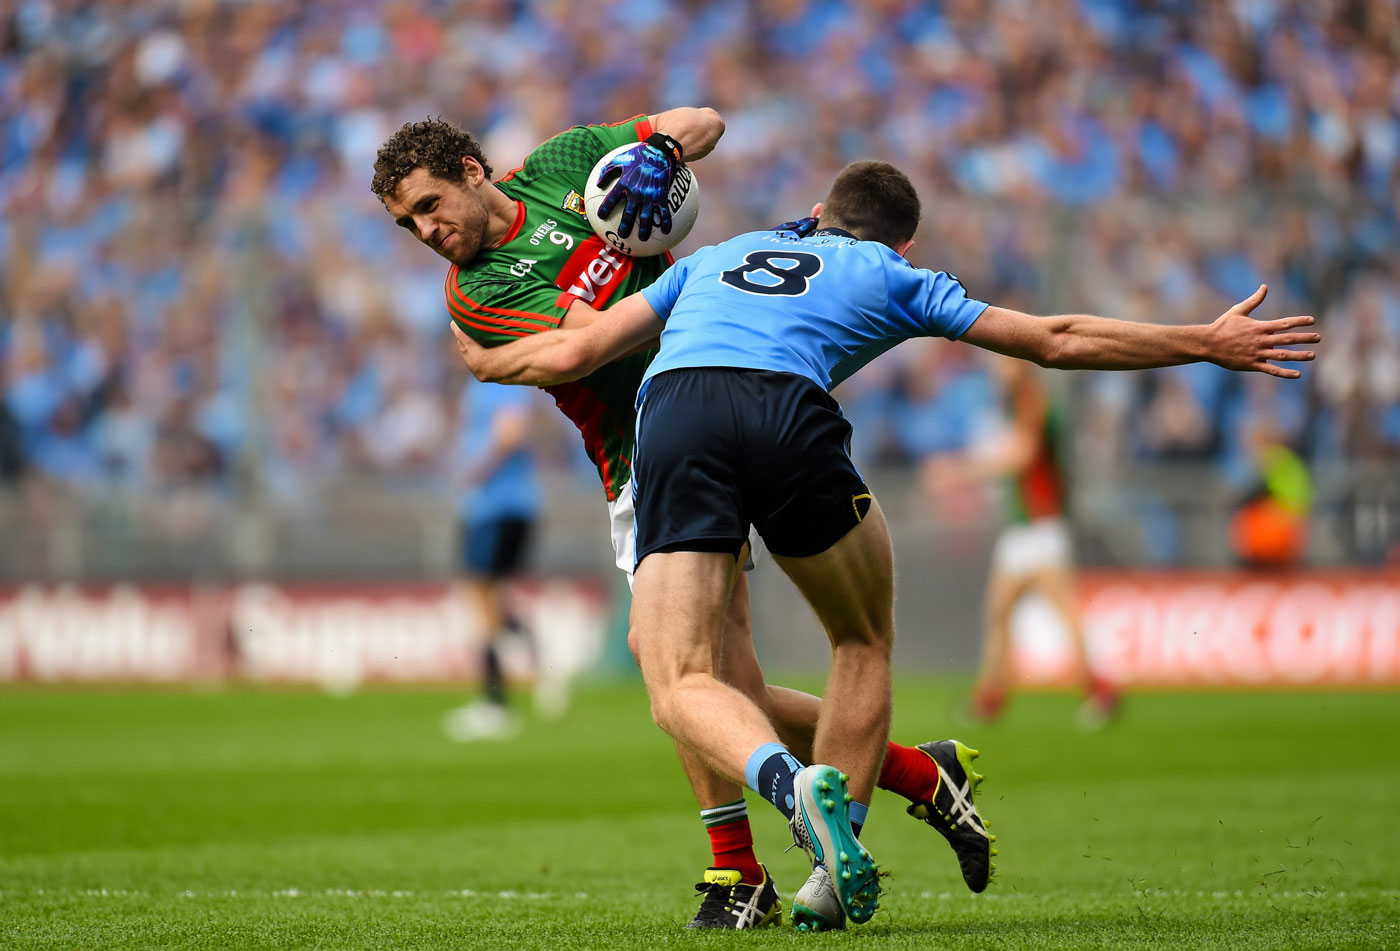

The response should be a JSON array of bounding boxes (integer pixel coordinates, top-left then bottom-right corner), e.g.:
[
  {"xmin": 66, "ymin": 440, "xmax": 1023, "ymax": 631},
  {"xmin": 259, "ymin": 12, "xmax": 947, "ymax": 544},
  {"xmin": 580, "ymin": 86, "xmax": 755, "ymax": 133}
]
[{"xmin": 584, "ymin": 143, "xmax": 700, "ymax": 258}]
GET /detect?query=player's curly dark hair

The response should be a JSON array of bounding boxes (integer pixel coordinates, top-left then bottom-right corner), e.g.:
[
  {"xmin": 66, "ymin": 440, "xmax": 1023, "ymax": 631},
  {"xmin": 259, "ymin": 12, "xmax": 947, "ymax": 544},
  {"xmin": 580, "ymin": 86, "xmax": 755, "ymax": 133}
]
[
  {"xmin": 820, "ymin": 160, "xmax": 921, "ymax": 249},
  {"xmin": 370, "ymin": 118, "xmax": 494, "ymax": 203}
]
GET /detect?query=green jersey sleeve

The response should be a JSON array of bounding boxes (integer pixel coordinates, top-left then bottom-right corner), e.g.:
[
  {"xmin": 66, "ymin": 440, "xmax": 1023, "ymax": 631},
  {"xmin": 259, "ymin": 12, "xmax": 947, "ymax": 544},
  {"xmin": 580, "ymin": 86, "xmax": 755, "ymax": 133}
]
[
  {"xmin": 517, "ymin": 115, "xmax": 655, "ymax": 181},
  {"xmin": 445, "ymin": 267, "xmax": 567, "ymax": 347}
]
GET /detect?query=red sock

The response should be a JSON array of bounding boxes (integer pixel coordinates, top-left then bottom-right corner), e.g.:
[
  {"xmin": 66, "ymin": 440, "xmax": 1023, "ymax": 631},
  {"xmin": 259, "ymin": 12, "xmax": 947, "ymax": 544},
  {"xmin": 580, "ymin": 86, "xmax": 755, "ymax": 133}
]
[
  {"xmin": 707, "ymin": 818, "xmax": 763, "ymax": 884},
  {"xmin": 877, "ymin": 741, "xmax": 941, "ymax": 804},
  {"xmin": 1088, "ymin": 674, "xmax": 1117, "ymax": 699}
]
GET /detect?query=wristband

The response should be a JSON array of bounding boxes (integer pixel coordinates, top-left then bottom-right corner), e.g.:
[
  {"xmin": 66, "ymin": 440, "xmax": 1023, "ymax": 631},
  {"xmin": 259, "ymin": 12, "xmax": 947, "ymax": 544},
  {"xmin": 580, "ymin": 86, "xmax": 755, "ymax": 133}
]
[{"xmin": 644, "ymin": 132, "xmax": 684, "ymax": 165}]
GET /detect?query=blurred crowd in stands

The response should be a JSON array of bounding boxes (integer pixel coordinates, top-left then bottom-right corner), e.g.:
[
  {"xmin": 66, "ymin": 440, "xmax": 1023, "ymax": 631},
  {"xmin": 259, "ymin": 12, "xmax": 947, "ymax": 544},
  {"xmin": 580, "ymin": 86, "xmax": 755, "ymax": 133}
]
[{"xmin": 2, "ymin": 0, "xmax": 1398, "ymax": 563}]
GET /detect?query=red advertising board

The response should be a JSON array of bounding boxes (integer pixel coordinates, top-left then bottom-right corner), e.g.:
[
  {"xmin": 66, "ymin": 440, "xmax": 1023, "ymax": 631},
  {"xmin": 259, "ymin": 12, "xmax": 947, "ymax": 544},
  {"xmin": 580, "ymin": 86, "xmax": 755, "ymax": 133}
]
[
  {"xmin": 0, "ymin": 585, "xmax": 219, "ymax": 682},
  {"xmin": 3, "ymin": 572, "xmax": 1397, "ymax": 686},
  {"xmin": 0, "ymin": 580, "xmax": 609, "ymax": 685},
  {"xmin": 1009, "ymin": 571, "xmax": 1400, "ymax": 687}
]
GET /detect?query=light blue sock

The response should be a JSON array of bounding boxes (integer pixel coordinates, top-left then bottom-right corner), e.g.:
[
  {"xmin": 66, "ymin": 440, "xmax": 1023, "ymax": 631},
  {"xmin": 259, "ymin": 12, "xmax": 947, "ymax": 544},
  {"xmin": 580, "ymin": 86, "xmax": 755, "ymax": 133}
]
[
  {"xmin": 849, "ymin": 800, "xmax": 869, "ymax": 838},
  {"xmin": 744, "ymin": 742, "xmax": 803, "ymax": 818}
]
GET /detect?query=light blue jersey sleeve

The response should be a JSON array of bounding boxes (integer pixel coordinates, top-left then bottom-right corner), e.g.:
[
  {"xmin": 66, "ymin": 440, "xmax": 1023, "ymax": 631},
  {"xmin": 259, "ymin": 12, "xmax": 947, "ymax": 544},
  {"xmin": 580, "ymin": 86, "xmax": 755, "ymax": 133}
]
[
  {"xmin": 827, "ymin": 248, "xmax": 989, "ymax": 388},
  {"xmin": 882, "ymin": 255, "xmax": 988, "ymax": 340},
  {"xmin": 640, "ymin": 251, "xmax": 700, "ymax": 321},
  {"xmin": 638, "ymin": 230, "xmax": 990, "ymax": 394}
]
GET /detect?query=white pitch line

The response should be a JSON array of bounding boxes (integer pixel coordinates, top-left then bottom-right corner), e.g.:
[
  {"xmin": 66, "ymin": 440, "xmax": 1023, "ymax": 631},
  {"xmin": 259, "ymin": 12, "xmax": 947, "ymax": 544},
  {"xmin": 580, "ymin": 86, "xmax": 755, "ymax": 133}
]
[
  {"xmin": 6, "ymin": 887, "xmax": 1394, "ymax": 902},
  {"xmin": 1, "ymin": 888, "xmax": 591, "ymax": 900},
  {"xmin": 917, "ymin": 889, "xmax": 1400, "ymax": 900}
]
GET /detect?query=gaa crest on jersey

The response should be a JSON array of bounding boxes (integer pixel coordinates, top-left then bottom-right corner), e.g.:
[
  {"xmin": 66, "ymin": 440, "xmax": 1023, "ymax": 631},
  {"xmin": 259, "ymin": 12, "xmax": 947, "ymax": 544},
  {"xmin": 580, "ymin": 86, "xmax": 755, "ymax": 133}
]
[{"xmin": 561, "ymin": 190, "xmax": 587, "ymax": 216}]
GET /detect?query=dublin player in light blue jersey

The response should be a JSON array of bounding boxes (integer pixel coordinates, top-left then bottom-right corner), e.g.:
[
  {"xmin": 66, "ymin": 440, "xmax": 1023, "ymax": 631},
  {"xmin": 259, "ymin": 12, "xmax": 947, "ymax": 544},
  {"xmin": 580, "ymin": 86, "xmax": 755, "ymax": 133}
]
[
  {"xmin": 452, "ymin": 160, "xmax": 1319, "ymax": 929},
  {"xmin": 441, "ymin": 378, "xmax": 542, "ymax": 742}
]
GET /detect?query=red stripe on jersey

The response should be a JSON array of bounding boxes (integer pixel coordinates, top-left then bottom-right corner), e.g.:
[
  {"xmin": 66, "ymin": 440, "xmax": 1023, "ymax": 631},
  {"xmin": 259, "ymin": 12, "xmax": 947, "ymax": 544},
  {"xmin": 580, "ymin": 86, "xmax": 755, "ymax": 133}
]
[
  {"xmin": 444, "ymin": 267, "xmax": 563, "ymax": 328},
  {"xmin": 584, "ymin": 114, "xmax": 649, "ymax": 136},
  {"xmin": 444, "ymin": 293, "xmax": 531, "ymax": 338},
  {"xmin": 551, "ymin": 237, "xmax": 635, "ymax": 310},
  {"xmin": 1020, "ymin": 451, "xmax": 1064, "ymax": 520},
  {"xmin": 446, "ymin": 284, "xmax": 557, "ymax": 330},
  {"xmin": 1019, "ymin": 456, "xmax": 1058, "ymax": 518},
  {"xmin": 489, "ymin": 201, "xmax": 527, "ymax": 247},
  {"xmin": 449, "ymin": 309, "xmax": 530, "ymax": 338},
  {"xmin": 543, "ymin": 380, "xmax": 619, "ymax": 500},
  {"xmin": 443, "ymin": 291, "xmax": 532, "ymax": 338}
]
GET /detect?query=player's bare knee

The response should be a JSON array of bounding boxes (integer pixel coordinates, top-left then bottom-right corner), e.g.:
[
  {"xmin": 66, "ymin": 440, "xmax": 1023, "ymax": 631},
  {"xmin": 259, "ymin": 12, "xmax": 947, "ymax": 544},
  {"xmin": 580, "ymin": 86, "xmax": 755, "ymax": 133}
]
[
  {"xmin": 647, "ymin": 690, "xmax": 671, "ymax": 731},
  {"xmin": 648, "ymin": 672, "xmax": 705, "ymax": 735},
  {"xmin": 638, "ymin": 664, "xmax": 679, "ymax": 729},
  {"xmin": 626, "ymin": 624, "xmax": 643, "ymax": 668}
]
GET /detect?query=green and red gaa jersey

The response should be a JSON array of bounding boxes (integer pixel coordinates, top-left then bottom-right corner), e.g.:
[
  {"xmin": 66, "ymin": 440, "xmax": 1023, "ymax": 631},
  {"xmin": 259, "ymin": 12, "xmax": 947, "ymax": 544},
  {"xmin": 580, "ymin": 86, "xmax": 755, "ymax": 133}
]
[
  {"xmin": 1007, "ymin": 400, "xmax": 1067, "ymax": 524},
  {"xmin": 445, "ymin": 116, "xmax": 670, "ymax": 502}
]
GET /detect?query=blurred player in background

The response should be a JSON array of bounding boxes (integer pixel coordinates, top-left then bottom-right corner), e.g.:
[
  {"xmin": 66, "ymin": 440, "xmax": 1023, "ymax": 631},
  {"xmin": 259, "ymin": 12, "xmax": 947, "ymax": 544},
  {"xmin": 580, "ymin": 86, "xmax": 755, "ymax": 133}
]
[
  {"xmin": 373, "ymin": 113, "xmax": 975, "ymax": 930},
  {"xmin": 452, "ymin": 158, "xmax": 1319, "ymax": 930},
  {"xmin": 441, "ymin": 377, "xmax": 543, "ymax": 742},
  {"xmin": 925, "ymin": 356, "xmax": 1120, "ymax": 728}
]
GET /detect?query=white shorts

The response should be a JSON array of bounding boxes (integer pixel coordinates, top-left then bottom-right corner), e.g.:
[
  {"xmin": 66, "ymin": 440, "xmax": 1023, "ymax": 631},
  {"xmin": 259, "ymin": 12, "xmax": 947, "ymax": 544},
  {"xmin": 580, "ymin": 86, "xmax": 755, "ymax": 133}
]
[
  {"xmin": 991, "ymin": 517, "xmax": 1072, "ymax": 577},
  {"xmin": 608, "ymin": 480, "xmax": 764, "ymax": 590}
]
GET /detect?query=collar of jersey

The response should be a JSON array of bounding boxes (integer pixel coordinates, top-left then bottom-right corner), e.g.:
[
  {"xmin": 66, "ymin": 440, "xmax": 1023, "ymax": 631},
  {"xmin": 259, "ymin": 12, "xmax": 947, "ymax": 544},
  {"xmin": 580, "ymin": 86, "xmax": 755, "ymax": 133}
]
[
  {"xmin": 490, "ymin": 200, "xmax": 527, "ymax": 249},
  {"xmin": 811, "ymin": 226, "xmax": 857, "ymax": 239}
]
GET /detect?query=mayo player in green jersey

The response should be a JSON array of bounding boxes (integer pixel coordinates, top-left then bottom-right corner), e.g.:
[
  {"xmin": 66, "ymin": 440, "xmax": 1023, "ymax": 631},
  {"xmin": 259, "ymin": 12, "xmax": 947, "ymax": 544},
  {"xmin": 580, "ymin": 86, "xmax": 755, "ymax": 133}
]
[
  {"xmin": 924, "ymin": 356, "xmax": 1121, "ymax": 728},
  {"xmin": 372, "ymin": 115, "xmax": 977, "ymax": 930}
]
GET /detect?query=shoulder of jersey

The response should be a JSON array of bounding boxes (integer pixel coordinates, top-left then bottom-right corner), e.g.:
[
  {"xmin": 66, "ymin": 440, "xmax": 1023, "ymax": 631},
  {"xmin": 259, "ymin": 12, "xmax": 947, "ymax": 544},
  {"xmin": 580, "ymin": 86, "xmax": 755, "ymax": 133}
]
[{"xmin": 448, "ymin": 263, "xmax": 516, "ymax": 295}]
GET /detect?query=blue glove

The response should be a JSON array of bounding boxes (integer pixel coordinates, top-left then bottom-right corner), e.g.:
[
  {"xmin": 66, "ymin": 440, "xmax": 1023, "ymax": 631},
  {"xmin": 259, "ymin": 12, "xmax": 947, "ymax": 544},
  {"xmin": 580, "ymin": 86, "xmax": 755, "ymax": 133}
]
[
  {"xmin": 772, "ymin": 216, "xmax": 818, "ymax": 237},
  {"xmin": 596, "ymin": 133, "xmax": 684, "ymax": 241}
]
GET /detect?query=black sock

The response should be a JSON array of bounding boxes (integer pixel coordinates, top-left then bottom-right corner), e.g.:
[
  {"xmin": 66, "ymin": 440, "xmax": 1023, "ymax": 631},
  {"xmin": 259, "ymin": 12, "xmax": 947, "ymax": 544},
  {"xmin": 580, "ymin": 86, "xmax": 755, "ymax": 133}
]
[{"xmin": 482, "ymin": 642, "xmax": 506, "ymax": 706}]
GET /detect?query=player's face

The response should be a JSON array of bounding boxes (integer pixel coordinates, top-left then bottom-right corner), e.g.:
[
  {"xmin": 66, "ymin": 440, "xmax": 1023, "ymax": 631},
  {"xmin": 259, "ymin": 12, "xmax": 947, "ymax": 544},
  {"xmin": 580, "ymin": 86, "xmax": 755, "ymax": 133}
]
[{"xmin": 385, "ymin": 162, "xmax": 492, "ymax": 267}]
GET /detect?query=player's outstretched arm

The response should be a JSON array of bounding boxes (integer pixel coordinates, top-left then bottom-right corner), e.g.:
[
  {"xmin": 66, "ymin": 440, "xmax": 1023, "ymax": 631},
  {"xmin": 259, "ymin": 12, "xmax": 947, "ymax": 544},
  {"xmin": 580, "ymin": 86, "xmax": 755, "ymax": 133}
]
[
  {"xmin": 649, "ymin": 107, "xmax": 725, "ymax": 161},
  {"xmin": 961, "ymin": 285, "xmax": 1319, "ymax": 377},
  {"xmin": 452, "ymin": 293, "xmax": 665, "ymax": 386}
]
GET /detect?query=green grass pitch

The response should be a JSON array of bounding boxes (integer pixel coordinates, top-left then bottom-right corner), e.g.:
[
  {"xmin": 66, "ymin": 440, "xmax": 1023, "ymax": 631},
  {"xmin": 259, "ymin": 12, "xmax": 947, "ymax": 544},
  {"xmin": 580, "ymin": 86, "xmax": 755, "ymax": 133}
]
[{"xmin": 2, "ymin": 678, "xmax": 1397, "ymax": 949}]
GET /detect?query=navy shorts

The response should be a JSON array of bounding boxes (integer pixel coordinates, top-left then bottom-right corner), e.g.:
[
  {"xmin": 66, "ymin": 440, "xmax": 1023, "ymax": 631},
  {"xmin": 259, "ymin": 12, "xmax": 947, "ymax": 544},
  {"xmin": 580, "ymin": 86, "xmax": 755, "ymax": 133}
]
[
  {"xmin": 462, "ymin": 517, "xmax": 534, "ymax": 579},
  {"xmin": 632, "ymin": 367, "xmax": 872, "ymax": 564}
]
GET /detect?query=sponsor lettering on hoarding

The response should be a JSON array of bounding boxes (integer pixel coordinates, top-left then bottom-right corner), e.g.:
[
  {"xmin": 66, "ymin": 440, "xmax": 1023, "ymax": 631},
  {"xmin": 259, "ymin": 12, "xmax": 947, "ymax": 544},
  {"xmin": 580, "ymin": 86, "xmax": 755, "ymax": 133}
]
[
  {"xmin": 2, "ymin": 573, "xmax": 1392, "ymax": 685},
  {"xmin": 229, "ymin": 584, "xmax": 472, "ymax": 684},
  {"xmin": 1010, "ymin": 573, "xmax": 1400, "ymax": 687},
  {"xmin": 0, "ymin": 580, "xmax": 608, "ymax": 685},
  {"xmin": 0, "ymin": 585, "xmax": 202, "ymax": 681}
]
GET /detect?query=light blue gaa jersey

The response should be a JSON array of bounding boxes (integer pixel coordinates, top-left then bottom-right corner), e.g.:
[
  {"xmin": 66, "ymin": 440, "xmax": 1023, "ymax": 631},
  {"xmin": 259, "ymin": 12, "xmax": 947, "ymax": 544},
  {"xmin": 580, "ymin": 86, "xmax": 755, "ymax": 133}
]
[
  {"xmin": 456, "ymin": 378, "xmax": 542, "ymax": 524},
  {"xmin": 638, "ymin": 228, "xmax": 989, "ymax": 394}
]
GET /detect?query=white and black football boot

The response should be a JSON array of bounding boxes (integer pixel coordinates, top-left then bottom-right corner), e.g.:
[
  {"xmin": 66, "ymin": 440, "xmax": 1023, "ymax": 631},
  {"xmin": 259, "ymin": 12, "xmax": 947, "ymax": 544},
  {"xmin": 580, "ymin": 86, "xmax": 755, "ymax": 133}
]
[
  {"xmin": 906, "ymin": 740, "xmax": 997, "ymax": 892},
  {"xmin": 686, "ymin": 865, "xmax": 781, "ymax": 930}
]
